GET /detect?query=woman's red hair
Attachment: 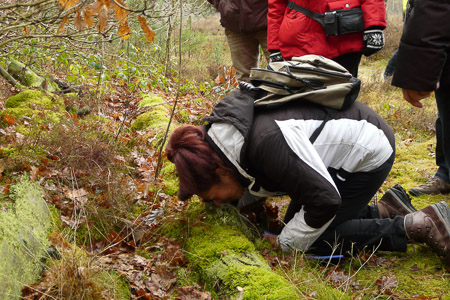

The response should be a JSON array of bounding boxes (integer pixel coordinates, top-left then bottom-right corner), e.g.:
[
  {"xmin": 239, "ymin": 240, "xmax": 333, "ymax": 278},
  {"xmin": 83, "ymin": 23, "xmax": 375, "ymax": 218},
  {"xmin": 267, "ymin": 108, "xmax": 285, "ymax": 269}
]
[{"xmin": 166, "ymin": 125, "xmax": 226, "ymax": 200}]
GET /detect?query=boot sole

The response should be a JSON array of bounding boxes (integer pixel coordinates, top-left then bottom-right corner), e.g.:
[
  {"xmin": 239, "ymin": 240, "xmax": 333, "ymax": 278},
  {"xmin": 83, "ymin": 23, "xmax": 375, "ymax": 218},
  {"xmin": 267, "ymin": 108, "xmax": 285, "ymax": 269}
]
[
  {"xmin": 430, "ymin": 201, "xmax": 450, "ymax": 236},
  {"xmin": 387, "ymin": 189, "xmax": 417, "ymax": 213}
]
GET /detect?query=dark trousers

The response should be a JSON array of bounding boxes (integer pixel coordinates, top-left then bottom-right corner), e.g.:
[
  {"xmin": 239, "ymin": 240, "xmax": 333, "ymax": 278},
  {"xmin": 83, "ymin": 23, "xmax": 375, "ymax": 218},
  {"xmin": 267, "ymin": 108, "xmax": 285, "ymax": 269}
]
[
  {"xmin": 384, "ymin": 49, "xmax": 398, "ymax": 76},
  {"xmin": 332, "ymin": 52, "xmax": 363, "ymax": 77},
  {"xmin": 309, "ymin": 153, "xmax": 408, "ymax": 255},
  {"xmin": 434, "ymin": 87, "xmax": 450, "ymax": 183}
]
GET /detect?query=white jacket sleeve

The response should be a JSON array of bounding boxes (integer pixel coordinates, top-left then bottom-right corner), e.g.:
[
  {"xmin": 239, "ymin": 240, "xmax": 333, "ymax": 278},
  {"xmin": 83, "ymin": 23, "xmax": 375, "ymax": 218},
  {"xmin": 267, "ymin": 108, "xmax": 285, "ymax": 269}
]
[{"xmin": 277, "ymin": 207, "xmax": 335, "ymax": 252}]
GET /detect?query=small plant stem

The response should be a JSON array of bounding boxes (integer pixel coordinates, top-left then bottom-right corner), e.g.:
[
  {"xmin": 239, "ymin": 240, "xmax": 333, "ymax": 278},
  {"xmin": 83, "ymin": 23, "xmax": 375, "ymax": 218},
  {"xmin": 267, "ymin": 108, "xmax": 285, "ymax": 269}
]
[{"xmin": 154, "ymin": 0, "xmax": 183, "ymax": 181}]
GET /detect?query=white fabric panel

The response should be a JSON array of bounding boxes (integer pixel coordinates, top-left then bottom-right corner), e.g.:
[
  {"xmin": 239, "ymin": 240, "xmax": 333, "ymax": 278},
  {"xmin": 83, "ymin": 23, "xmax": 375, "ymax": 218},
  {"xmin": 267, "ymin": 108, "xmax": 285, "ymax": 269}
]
[
  {"xmin": 276, "ymin": 118, "xmax": 393, "ymax": 174},
  {"xmin": 208, "ymin": 123, "xmax": 280, "ymax": 198},
  {"xmin": 208, "ymin": 123, "xmax": 253, "ymax": 181},
  {"xmin": 277, "ymin": 207, "xmax": 335, "ymax": 251}
]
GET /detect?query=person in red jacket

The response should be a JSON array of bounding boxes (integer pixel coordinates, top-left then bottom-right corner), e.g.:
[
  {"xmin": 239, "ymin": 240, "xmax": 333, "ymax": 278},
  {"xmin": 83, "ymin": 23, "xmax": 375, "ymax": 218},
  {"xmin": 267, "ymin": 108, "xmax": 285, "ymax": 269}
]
[
  {"xmin": 207, "ymin": 0, "xmax": 269, "ymax": 82},
  {"xmin": 267, "ymin": 0, "xmax": 386, "ymax": 77}
]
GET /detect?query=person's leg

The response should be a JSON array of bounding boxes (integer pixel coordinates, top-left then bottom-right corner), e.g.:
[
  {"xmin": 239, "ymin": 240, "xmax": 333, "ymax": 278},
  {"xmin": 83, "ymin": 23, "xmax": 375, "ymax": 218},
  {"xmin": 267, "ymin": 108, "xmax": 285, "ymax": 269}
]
[
  {"xmin": 309, "ymin": 155, "xmax": 409, "ymax": 255},
  {"xmin": 434, "ymin": 87, "xmax": 450, "ymax": 183},
  {"xmin": 225, "ymin": 29, "xmax": 260, "ymax": 82},
  {"xmin": 309, "ymin": 216, "xmax": 407, "ymax": 255},
  {"xmin": 383, "ymin": 49, "xmax": 398, "ymax": 78},
  {"xmin": 409, "ymin": 87, "xmax": 450, "ymax": 195},
  {"xmin": 331, "ymin": 52, "xmax": 362, "ymax": 77},
  {"xmin": 254, "ymin": 28, "xmax": 269, "ymax": 64},
  {"xmin": 330, "ymin": 154, "xmax": 395, "ymax": 225}
]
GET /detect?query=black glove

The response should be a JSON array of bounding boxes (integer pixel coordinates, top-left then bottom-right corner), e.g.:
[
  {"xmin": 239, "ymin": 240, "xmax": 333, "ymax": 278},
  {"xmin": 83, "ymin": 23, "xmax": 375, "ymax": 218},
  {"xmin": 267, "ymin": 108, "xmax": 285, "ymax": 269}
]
[
  {"xmin": 362, "ymin": 29, "xmax": 385, "ymax": 56},
  {"xmin": 269, "ymin": 50, "xmax": 284, "ymax": 63}
]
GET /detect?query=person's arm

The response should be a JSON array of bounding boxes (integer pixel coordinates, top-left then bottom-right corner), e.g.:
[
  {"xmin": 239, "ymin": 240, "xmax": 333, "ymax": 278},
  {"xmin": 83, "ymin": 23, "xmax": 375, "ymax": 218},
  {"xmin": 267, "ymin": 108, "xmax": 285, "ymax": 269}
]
[
  {"xmin": 392, "ymin": 0, "xmax": 450, "ymax": 97},
  {"xmin": 360, "ymin": 0, "xmax": 387, "ymax": 56},
  {"xmin": 267, "ymin": 0, "xmax": 287, "ymax": 52},
  {"xmin": 248, "ymin": 126, "xmax": 341, "ymax": 251},
  {"xmin": 360, "ymin": 0, "xmax": 387, "ymax": 29}
]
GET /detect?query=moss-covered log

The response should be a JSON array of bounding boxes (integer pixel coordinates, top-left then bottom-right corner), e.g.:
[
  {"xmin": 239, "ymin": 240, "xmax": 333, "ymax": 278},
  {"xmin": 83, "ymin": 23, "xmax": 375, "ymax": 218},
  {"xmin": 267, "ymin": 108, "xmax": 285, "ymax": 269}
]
[
  {"xmin": 0, "ymin": 177, "xmax": 51, "ymax": 299},
  {"xmin": 175, "ymin": 203, "xmax": 299, "ymax": 299},
  {"xmin": 7, "ymin": 60, "xmax": 59, "ymax": 92}
]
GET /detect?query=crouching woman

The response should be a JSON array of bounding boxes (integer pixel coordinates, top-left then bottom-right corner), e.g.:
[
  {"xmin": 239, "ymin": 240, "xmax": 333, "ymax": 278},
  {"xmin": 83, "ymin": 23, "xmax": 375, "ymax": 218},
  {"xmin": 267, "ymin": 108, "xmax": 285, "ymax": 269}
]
[{"xmin": 166, "ymin": 90, "xmax": 450, "ymax": 264}]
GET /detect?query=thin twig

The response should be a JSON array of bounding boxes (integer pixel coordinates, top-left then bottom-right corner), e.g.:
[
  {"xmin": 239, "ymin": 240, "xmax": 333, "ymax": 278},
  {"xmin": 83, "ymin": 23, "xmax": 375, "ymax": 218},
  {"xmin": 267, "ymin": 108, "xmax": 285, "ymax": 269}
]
[{"xmin": 154, "ymin": 0, "xmax": 183, "ymax": 181}]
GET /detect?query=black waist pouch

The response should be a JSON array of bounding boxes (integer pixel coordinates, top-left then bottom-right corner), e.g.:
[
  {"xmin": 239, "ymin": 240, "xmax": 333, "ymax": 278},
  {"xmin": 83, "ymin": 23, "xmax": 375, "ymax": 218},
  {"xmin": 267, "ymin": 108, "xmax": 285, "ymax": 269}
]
[
  {"xmin": 335, "ymin": 8, "xmax": 365, "ymax": 35},
  {"xmin": 288, "ymin": 1, "xmax": 365, "ymax": 36}
]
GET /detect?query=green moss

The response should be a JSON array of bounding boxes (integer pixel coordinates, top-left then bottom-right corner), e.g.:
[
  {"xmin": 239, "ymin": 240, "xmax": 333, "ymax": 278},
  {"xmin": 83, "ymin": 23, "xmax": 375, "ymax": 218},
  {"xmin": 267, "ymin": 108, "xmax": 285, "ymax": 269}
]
[
  {"xmin": 223, "ymin": 265, "xmax": 298, "ymax": 299},
  {"xmin": 64, "ymin": 93, "xmax": 79, "ymax": 100},
  {"xmin": 159, "ymin": 162, "xmax": 178, "ymax": 196},
  {"xmin": 137, "ymin": 93, "xmax": 164, "ymax": 108},
  {"xmin": 0, "ymin": 176, "xmax": 51, "ymax": 299},
  {"xmin": 5, "ymin": 90, "xmax": 64, "ymax": 110},
  {"xmin": 1, "ymin": 90, "xmax": 66, "ymax": 128},
  {"xmin": 7, "ymin": 60, "xmax": 59, "ymax": 91},
  {"xmin": 205, "ymin": 252, "xmax": 270, "ymax": 281},
  {"xmin": 8, "ymin": 60, "xmax": 44, "ymax": 88},
  {"xmin": 96, "ymin": 270, "xmax": 131, "ymax": 299},
  {"xmin": 175, "ymin": 202, "xmax": 299, "ymax": 298},
  {"xmin": 130, "ymin": 93, "xmax": 171, "ymax": 131},
  {"xmin": 131, "ymin": 110, "xmax": 169, "ymax": 131},
  {"xmin": 186, "ymin": 223, "xmax": 255, "ymax": 271}
]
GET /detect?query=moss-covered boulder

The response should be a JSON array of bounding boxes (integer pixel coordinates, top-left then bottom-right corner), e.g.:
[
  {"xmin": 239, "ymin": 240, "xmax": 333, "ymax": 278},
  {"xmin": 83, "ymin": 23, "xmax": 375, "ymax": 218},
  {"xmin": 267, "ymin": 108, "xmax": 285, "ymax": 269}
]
[
  {"xmin": 130, "ymin": 93, "xmax": 172, "ymax": 131},
  {"xmin": 0, "ymin": 89, "xmax": 65, "ymax": 127},
  {"xmin": 0, "ymin": 177, "xmax": 51, "ymax": 299},
  {"xmin": 182, "ymin": 203, "xmax": 299, "ymax": 299},
  {"xmin": 8, "ymin": 60, "xmax": 59, "ymax": 91}
]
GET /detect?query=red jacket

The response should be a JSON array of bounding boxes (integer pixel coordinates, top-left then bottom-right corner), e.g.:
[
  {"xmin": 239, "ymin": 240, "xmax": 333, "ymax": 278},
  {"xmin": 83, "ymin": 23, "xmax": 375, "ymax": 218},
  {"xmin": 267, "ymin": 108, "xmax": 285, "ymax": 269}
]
[{"xmin": 268, "ymin": 0, "xmax": 386, "ymax": 59}]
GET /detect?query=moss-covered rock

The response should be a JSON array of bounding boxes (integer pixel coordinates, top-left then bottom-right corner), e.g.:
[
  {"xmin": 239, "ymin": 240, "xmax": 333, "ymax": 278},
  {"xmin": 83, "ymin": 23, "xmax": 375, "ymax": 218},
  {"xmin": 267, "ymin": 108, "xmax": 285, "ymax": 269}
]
[
  {"xmin": 5, "ymin": 89, "xmax": 64, "ymax": 110},
  {"xmin": 130, "ymin": 93, "xmax": 171, "ymax": 131},
  {"xmin": 0, "ymin": 177, "xmax": 51, "ymax": 299},
  {"xmin": 0, "ymin": 90, "xmax": 66, "ymax": 127}
]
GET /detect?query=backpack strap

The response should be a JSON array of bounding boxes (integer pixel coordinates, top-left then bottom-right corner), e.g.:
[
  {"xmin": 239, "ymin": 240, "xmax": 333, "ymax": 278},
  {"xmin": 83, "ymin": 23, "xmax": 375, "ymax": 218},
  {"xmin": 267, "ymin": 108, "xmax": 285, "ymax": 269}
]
[
  {"xmin": 309, "ymin": 108, "xmax": 334, "ymax": 144},
  {"xmin": 287, "ymin": 1, "xmax": 325, "ymax": 27}
]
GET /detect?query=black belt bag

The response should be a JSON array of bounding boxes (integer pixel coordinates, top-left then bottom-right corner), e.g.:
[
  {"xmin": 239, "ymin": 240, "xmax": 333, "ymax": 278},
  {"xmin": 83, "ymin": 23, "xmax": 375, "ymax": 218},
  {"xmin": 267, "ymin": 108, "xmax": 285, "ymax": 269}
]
[{"xmin": 287, "ymin": 1, "xmax": 365, "ymax": 36}]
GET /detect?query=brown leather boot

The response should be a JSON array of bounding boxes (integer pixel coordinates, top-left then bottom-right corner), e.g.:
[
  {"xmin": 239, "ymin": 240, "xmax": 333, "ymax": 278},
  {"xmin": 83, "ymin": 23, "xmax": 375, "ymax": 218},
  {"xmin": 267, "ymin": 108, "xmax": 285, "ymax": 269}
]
[
  {"xmin": 409, "ymin": 177, "xmax": 450, "ymax": 196},
  {"xmin": 378, "ymin": 184, "xmax": 417, "ymax": 219},
  {"xmin": 404, "ymin": 201, "xmax": 450, "ymax": 265}
]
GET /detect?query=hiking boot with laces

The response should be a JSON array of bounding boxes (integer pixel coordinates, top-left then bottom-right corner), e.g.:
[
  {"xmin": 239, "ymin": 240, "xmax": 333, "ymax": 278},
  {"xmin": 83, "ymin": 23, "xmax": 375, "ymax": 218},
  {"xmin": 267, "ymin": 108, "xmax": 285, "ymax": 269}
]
[
  {"xmin": 378, "ymin": 184, "xmax": 417, "ymax": 219},
  {"xmin": 404, "ymin": 201, "xmax": 450, "ymax": 265},
  {"xmin": 409, "ymin": 177, "xmax": 450, "ymax": 196}
]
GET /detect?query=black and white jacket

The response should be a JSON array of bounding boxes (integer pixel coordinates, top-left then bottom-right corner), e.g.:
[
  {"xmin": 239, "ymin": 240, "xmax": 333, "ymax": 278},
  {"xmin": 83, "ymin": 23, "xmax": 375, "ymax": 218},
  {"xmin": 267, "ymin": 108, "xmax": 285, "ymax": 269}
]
[{"xmin": 203, "ymin": 91, "xmax": 395, "ymax": 251}]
